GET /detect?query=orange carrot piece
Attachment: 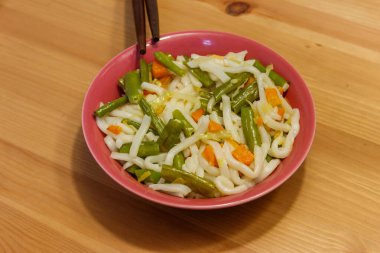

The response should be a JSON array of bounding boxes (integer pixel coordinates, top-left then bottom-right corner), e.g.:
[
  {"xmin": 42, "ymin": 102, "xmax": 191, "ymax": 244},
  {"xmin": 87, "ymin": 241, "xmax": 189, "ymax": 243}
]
[
  {"xmin": 107, "ymin": 125, "xmax": 122, "ymax": 135},
  {"xmin": 232, "ymin": 145, "xmax": 254, "ymax": 166},
  {"xmin": 243, "ymin": 76, "xmax": 255, "ymax": 88},
  {"xmin": 277, "ymin": 106, "xmax": 285, "ymax": 119},
  {"xmin": 143, "ymin": 90, "xmax": 156, "ymax": 96},
  {"xmin": 191, "ymin": 108, "xmax": 205, "ymax": 122},
  {"xmin": 159, "ymin": 75, "xmax": 173, "ymax": 86},
  {"xmin": 202, "ymin": 145, "xmax": 217, "ymax": 167},
  {"xmin": 277, "ymin": 86, "xmax": 284, "ymax": 95},
  {"xmin": 265, "ymin": 88, "xmax": 282, "ymax": 106},
  {"xmin": 255, "ymin": 117, "xmax": 263, "ymax": 126},
  {"xmin": 227, "ymin": 139, "xmax": 239, "ymax": 149},
  {"xmin": 152, "ymin": 60, "xmax": 170, "ymax": 79},
  {"xmin": 208, "ymin": 120, "xmax": 224, "ymax": 132}
]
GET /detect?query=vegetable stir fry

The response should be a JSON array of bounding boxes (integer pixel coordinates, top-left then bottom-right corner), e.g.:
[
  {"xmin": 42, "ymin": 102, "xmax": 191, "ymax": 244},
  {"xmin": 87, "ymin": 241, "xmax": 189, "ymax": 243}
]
[{"xmin": 95, "ymin": 51, "xmax": 300, "ymax": 198}]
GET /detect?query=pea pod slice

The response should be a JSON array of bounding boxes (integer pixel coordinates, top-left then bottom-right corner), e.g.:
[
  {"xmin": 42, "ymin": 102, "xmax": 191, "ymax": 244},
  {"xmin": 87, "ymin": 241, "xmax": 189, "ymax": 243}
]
[
  {"xmin": 161, "ymin": 165, "xmax": 219, "ymax": 198},
  {"xmin": 135, "ymin": 169, "xmax": 161, "ymax": 183}
]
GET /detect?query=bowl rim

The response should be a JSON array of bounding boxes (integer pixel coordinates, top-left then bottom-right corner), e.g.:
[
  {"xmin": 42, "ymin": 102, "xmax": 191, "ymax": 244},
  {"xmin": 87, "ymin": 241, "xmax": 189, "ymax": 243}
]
[{"xmin": 82, "ymin": 30, "xmax": 316, "ymax": 210}]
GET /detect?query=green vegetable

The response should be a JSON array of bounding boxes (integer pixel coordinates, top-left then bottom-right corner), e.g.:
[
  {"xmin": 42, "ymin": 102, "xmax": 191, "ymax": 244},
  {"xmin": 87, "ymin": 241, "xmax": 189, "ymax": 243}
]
[
  {"xmin": 94, "ymin": 96, "xmax": 127, "ymax": 117},
  {"xmin": 253, "ymin": 60, "xmax": 287, "ymax": 87},
  {"xmin": 198, "ymin": 90, "xmax": 223, "ymax": 116},
  {"xmin": 148, "ymin": 63, "xmax": 153, "ymax": 82},
  {"xmin": 231, "ymin": 82, "xmax": 259, "ymax": 113},
  {"xmin": 119, "ymin": 142, "xmax": 160, "ymax": 157},
  {"xmin": 118, "ymin": 77, "xmax": 125, "ymax": 88},
  {"xmin": 140, "ymin": 59, "xmax": 150, "ymax": 83},
  {"xmin": 184, "ymin": 56, "xmax": 214, "ymax": 87},
  {"xmin": 173, "ymin": 153, "xmax": 185, "ymax": 170},
  {"xmin": 122, "ymin": 70, "xmax": 142, "ymax": 103},
  {"xmin": 135, "ymin": 169, "xmax": 161, "ymax": 183},
  {"xmin": 121, "ymin": 118, "xmax": 158, "ymax": 135},
  {"xmin": 157, "ymin": 119, "xmax": 183, "ymax": 152},
  {"xmin": 125, "ymin": 164, "xmax": 140, "ymax": 174},
  {"xmin": 154, "ymin": 51, "xmax": 186, "ymax": 76},
  {"xmin": 121, "ymin": 118, "xmax": 141, "ymax": 130},
  {"xmin": 172, "ymin": 110, "xmax": 194, "ymax": 137},
  {"xmin": 200, "ymin": 90, "xmax": 212, "ymax": 110},
  {"xmin": 241, "ymin": 106, "xmax": 261, "ymax": 151},
  {"xmin": 212, "ymin": 72, "xmax": 250, "ymax": 104},
  {"xmin": 161, "ymin": 165, "xmax": 219, "ymax": 198},
  {"xmin": 138, "ymin": 97, "xmax": 165, "ymax": 135},
  {"xmin": 201, "ymin": 130, "xmax": 232, "ymax": 142},
  {"xmin": 266, "ymin": 155, "xmax": 273, "ymax": 162}
]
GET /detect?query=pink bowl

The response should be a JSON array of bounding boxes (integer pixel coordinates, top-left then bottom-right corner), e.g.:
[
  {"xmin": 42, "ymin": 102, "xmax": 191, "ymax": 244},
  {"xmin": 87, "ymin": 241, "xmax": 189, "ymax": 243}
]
[{"xmin": 82, "ymin": 31, "xmax": 315, "ymax": 209}]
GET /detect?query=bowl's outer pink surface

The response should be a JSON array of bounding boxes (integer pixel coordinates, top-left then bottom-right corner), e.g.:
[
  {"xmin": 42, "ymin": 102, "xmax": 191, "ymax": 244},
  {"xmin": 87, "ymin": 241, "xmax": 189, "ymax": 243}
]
[{"xmin": 82, "ymin": 31, "xmax": 315, "ymax": 209}]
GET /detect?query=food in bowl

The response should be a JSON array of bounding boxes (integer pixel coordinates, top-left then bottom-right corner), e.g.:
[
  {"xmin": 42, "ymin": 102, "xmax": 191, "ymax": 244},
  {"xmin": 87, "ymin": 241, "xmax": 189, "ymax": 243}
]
[{"xmin": 94, "ymin": 50, "xmax": 300, "ymax": 198}]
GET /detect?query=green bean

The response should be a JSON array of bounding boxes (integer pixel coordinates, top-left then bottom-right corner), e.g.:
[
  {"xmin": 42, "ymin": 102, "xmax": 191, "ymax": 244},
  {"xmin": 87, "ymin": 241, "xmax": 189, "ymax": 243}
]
[
  {"xmin": 118, "ymin": 77, "xmax": 125, "ymax": 88},
  {"xmin": 266, "ymin": 155, "xmax": 273, "ymax": 162},
  {"xmin": 154, "ymin": 51, "xmax": 186, "ymax": 76},
  {"xmin": 125, "ymin": 164, "xmax": 140, "ymax": 174},
  {"xmin": 184, "ymin": 56, "xmax": 214, "ymax": 87},
  {"xmin": 199, "ymin": 90, "xmax": 212, "ymax": 110},
  {"xmin": 157, "ymin": 119, "xmax": 183, "ymax": 152},
  {"xmin": 241, "ymin": 106, "xmax": 261, "ymax": 151},
  {"xmin": 200, "ymin": 99, "xmax": 223, "ymax": 117},
  {"xmin": 212, "ymin": 72, "xmax": 250, "ymax": 103},
  {"xmin": 200, "ymin": 97, "xmax": 208, "ymax": 110},
  {"xmin": 231, "ymin": 82, "xmax": 259, "ymax": 113},
  {"xmin": 173, "ymin": 153, "xmax": 185, "ymax": 170},
  {"xmin": 161, "ymin": 165, "xmax": 219, "ymax": 198},
  {"xmin": 138, "ymin": 98, "xmax": 165, "ymax": 135},
  {"xmin": 119, "ymin": 142, "xmax": 160, "ymax": 158},
  {"xmin": 166, "ymin": 53, "xmax": 175, "ymax": 61},
  {"xmin": 200, "ymin": 90, "xmax": 212, "ymax": 99},
  {"xmin": 135, "ymin": 169, "xmax": 161, "ymax": 183},
  {"xmin": 148, "ymin": 63, "xmax": 153, "ymax": 82},
  {"xmin": 121, "ymin": 118, "xmax": 141, "ymax": 129},
  {"xmin": 122, "ymin": 70, "xmax": 142, "ymax": 104},
  {"xmin": 94, "ymin": 96, "xmax": 128, "ymax": 117},
  {"xmin": 121, "ymin": 118, "xmax": 158, "ymax": 135},
  {"xmin": 253, "ymin": 60, "xmax": 287, "ymax": 87},
  {"xmin": 140, "ymin": 59, "xmax": 149, "ymax": 83},
  {"xmin": 172, "ymin": 110, "xmax": 194, "ymax": 137}
]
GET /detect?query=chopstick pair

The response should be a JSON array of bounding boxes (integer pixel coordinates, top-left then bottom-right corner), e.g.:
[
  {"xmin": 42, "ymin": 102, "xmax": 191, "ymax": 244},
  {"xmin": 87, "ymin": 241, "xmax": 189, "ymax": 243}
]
[{"xmin": 132, "ymin": 0, "xmax": 159, "ymax": 55}]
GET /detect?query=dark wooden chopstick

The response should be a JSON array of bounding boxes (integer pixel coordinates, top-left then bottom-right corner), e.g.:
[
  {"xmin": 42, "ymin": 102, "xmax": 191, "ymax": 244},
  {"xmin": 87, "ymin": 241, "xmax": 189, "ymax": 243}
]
[
  {"xmin": 132, "ymin": 0, "xmax": 146, "ymax": 55},
  {"xmin": 132, "ymin": 0, "xmax": 160, "ymax": 55},
  {"xmin": 144, "ymin": 0, "xmax": 160, "ymax": 43}
]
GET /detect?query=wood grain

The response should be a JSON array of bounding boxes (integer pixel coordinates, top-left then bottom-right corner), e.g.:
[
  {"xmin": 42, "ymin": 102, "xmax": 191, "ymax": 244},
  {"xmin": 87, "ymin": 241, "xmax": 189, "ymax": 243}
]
[{"xmin": 1, "ymin": 0, "xmax": 379, "ymax": 252}]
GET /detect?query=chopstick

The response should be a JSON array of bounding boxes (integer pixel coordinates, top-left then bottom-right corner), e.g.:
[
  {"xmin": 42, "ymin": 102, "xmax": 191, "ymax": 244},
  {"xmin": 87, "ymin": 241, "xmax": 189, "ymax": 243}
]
[
  {"xmin": 132, "ymin": 0, "xmax": 160, "ymax": 55},
  {"xmin": 144, "ymin": 0, "xmax": 160, "ymax": 43},
  {"xmin": 132, "ymin": 0, "xmax": 146, "ymax": 55}
]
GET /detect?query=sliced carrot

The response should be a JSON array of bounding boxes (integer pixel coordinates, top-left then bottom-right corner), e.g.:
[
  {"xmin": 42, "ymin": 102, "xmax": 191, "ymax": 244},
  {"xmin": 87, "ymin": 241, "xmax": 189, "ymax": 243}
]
[
  {"xmin": 265, "ymin": 88, "xmax": 282, "ymax": 106},
  {"xmin": 107, "ymin": 125, "xmax": 122, "ymax": 135},
  {"xmin": 226, "ymin": 138, "xmax": 239, "ymax": 149},
  {"xmin": 143, "ymin": 90, "xmax": 156, "ymax": 96},
  {"xmin": 152, "ymin": 60, "xmax": 170, "ymax": 79},
  {"xmin": 158, "ymin": 75, "xmax": 173, "ymax": 86},
  {"xmin": 277, "ymin": 106, "xmax": 285, "ymax": 119},
  {"xmin": 208, "ymin": 120, "xmax": 224, "ymax": 132},
  {"xmin": 277, "ymin": 86, "xmax": 284, "ymax": 95},
  {"xmin": 255, "ymin": 117, "xmax": 263, "ymax": 126},
  {"xmin": 243, "ymin": 76, "xmax": 256, "ymax": 88},
  {"xmin": 202, "ymin": 145, "xmax": 217, "ymax": 167},
  {"xmin": 232, "ymin": 145, "xmax": 254, "ymax": 166},
  {"xmin": 191, "ymin": 108, "xmax": 205, "ymax": 123}
]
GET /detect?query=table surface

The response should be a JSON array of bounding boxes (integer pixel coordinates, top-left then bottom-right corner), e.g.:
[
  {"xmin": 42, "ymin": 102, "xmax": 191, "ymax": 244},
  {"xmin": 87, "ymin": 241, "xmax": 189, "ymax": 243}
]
[{"xmin": 1, "ymin": 0, "xmax": 380, "ymax": 252}]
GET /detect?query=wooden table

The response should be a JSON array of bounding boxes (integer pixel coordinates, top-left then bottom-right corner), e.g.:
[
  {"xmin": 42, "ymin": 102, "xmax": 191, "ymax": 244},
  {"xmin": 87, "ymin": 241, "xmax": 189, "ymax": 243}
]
[{"xmin": 1, "ymin": 0, "xmax": 379, "ymax": 252}]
